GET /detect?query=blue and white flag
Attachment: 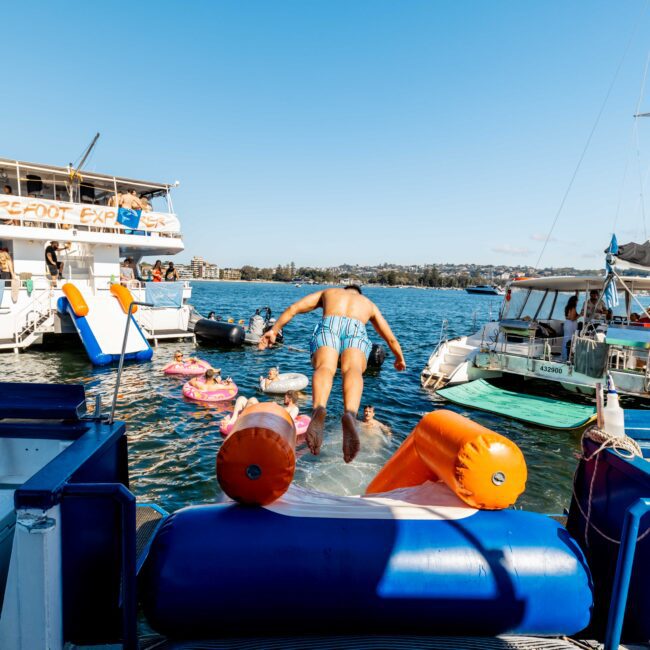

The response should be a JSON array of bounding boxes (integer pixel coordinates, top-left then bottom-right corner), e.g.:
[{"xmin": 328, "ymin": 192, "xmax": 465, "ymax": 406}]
[
  {"xmin": 604, "ymin": 234, "xmax": 620, "ymax": 309},
  {"xmin": 117, "ymin": 207, "xmax": 141, "ymax": 229}
]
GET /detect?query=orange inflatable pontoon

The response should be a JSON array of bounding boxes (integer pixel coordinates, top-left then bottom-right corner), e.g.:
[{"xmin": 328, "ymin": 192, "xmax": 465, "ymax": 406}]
[
  {"xmin": 62, "ymin": 283, "xmax": 89, "ymax": 317},
  {"xmin": 216, "ymin": 402, "xmax": 297, "ymax": 506},
  {"xmin": 366, "ymin": 409, "xmax": 527, "ymax": 510},
  {"xmin": 110, "ymin": 283, "xmax": 137, "ymax": 314}
]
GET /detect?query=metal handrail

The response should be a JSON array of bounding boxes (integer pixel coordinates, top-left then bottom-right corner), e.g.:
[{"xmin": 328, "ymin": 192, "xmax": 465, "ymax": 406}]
[
  {"xmin": 604, "ymin": 497, "xmax": 650, "ymax": 650},
  {"xmin": 109, "ymin": 300, "xmax": 153, "ymax": 424}
]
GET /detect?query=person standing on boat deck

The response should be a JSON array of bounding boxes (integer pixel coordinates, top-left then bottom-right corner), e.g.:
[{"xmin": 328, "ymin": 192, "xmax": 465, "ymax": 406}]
[
  {"xmin": 151, "ymin": 260, "xmax": 163, "ymax": 282},
  {"xmin": 45, "ymin": 241, "xmax": 67, "ymax": 286},
  {"xmin": 0, "ymin": 248, "xmax": 15, "ymax": 282},
  {"xmin": 2, "ymin": 185, "xmax": 12, "ymax": 195},
  {"xmin": 562, "ymin": 296, "xmax": 579, "ymax": 362},
  {"xmin": 165, "ymin": 262, "xmax": 179, "ymax": 281},
  {"xmin": 258, "ymin": 285, "xmax": 406, "ymax": 463}
]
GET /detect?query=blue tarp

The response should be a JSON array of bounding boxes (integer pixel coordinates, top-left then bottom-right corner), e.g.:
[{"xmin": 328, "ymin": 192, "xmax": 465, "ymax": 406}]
[
  {"xmin": 117, "ymin": 207, "xmax": 142, "ymax": 229},
  {"xmin": 145, "ymin": 282, "xmax": 184, "ymax": 308}
]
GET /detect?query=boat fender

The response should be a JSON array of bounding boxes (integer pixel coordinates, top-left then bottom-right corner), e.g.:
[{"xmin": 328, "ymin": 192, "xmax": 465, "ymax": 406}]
[
  {"xmin": 62, "ymin": 283, "xmax": 89, "ymax": 317},
  {"xmin": 110, "ymin": 283, "xmax": 138, "ymax": 314},
  {"xmin": 216, "ymin": 402, "xmax": 296, "ymax": 506},
  {"xmin": 366, "ymin": 409, "xmax": 527, "ymax": 510}
]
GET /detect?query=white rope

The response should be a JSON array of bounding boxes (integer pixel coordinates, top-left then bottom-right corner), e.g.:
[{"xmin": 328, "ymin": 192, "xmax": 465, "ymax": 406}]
[{"xmin": 572, "ymin": 425, "xmax": 649, "ymax": 547}]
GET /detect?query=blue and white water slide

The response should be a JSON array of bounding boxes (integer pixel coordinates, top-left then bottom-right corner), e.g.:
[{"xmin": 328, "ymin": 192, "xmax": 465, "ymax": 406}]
[{"xmin": 57, "ymin": 287, "xmax": 152, "ymax": 366}]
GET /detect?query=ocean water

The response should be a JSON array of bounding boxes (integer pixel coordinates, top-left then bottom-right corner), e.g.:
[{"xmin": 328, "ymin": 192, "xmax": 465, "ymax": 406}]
[{"xmin": 4, "ymin": 282, "xmax": 596, "ymax": 514}]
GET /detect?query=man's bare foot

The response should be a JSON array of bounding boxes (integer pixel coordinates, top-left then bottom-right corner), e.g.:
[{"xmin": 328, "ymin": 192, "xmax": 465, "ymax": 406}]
[
  {"xmin": 341, "ymin": 411, "xmax": 361, "ymax": 463},
  {"xmin": 306, "ymin": 406, "xmax": 326, "ymax": 455}
]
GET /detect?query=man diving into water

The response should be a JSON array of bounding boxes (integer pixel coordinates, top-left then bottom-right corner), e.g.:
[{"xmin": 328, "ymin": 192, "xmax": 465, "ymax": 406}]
[{"xmin": 258, "ymin": 285, "xmax": 406, "ymax": 463}]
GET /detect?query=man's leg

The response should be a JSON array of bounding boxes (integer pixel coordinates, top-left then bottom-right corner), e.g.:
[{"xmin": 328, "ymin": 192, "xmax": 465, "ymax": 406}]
[
  {"xmin": 340, "ymin": 348, "xmax": 367, "ymax": 463},
  {"xmin": 306, "ymin": 346, "xmax": 339, "ymax": 455}
]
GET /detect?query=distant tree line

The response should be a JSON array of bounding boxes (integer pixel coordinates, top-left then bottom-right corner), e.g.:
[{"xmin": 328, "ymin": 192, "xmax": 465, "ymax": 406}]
[{"xmin": 236, "ymin": 264, "xmax": 488, "ymax": 287}]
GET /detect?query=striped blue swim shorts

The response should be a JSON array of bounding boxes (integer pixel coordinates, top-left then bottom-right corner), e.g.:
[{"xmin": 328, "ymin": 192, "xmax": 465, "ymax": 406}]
[{"xmin": 309, "ymin": 315, "xmax": 373, "ymax": 359}]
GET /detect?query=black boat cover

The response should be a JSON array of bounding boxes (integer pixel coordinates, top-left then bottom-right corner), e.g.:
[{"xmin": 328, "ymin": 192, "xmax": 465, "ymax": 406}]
[{"xmin": 610, "ymin": 241, "xmax": 650, "ymax": 267}]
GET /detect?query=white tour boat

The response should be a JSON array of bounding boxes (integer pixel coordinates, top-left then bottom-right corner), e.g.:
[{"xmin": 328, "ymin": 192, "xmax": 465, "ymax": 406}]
[
  {"xmin": 0, "ymin": 156, "xmax": 194, "ymax": 356},
  {"xmin": 422, "ymin": 269, "xmax": 650, "ymax": 398}
]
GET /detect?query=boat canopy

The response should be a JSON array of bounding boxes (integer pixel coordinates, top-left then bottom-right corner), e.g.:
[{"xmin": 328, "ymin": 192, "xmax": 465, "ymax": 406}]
[
  {"xmin": 511, "ymin": 275, "xmax": 650, "ymax": 292},
  {"xmin": 0, "ymin": 157, "xmax": 174, "ymax": 194},
  {"xmin": 610, "ymin": 240, "xmax": 650, "ymax": 273}
]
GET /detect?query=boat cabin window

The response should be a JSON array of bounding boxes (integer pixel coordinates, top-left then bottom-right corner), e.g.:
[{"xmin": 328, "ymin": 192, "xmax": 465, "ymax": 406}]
[
  {"xmin": 501, "ymin": 288, "xmax": 529, "ymax": 319},
  {"xmin": 519, "ymin": 290, "xmax": 545, "ymax": 320},
  {"xmin": 550, "ymin": 292, "xmax": 577, "ymax": 320}
]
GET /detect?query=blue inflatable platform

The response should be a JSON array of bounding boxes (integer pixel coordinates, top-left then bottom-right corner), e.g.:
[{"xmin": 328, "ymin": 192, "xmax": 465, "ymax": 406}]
[{"xmin": 142, "ymin": 482, "xmax": 593, "ymax": 638}]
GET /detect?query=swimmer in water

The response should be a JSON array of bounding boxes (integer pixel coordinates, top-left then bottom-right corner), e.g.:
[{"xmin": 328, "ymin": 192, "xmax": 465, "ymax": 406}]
[
  {"xmin": 359, "ymin": 405, "xmax": 391, "ymax": 436},
  {"xmin": 258, "ymin": 285, "xmax": 405, "ymax": 463}
]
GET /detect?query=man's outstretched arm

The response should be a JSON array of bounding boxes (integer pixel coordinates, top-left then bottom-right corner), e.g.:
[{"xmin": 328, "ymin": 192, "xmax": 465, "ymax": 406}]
[
  {"xmin": 258, "ymin": 290, "xmax": 324, "ymax": 349},
  {"xmin": 369, "ymin": 306, "xmax": 406, "ymax": 371}
]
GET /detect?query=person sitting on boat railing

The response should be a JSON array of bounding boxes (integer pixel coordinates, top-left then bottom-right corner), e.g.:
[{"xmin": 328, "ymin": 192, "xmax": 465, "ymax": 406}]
[
  {"xmin": 583, "ymin": 290, "xmax": 611, "ymax": 321},
  {"xmin": 107, "ymin": 192, "xmax": 122, "ymax": 208},
  {"xmin": 120, "ymin": 258, "xmax": 138, "ymax": 287},
  {"xmin": 562, "ymin": 296, "xmax": 579, "ymax": 361},
  {"xmin": 190, "ymin": 368, "xmax": 233, "ymax": 389}
]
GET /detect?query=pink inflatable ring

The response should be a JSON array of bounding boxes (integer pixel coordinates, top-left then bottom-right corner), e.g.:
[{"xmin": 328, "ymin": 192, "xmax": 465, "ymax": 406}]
[
  {"xmin": 183, "ymin": 381, "xmax": 238, "ymax": 403},
  {"xmin": 220, "ymin": 413, "xmax": 311, "ymax": 439},
  {"xmin": 163, "ymin": 359, "xmax": 212, "ymax": 376}
]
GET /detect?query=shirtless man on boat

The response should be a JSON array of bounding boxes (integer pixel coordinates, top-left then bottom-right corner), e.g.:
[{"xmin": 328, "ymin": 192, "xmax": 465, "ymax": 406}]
[{"xmin": 258, "ymin": 285, "xmax": 406, "ymax": 463}]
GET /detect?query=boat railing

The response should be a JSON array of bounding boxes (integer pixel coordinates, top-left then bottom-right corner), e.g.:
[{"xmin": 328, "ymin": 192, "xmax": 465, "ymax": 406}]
[
  {"xmin": 12, "ymin": 287, "xmax": 54, "ymax": 345},
  {"xmin": 0, "ymin": 213, "xmax": 182, "ymax": 239}
]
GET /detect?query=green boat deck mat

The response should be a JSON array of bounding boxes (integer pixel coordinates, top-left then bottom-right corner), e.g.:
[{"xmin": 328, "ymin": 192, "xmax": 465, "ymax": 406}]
[{"xmin": 437, "ymin": 379, "xmax": 596, "ymax": 429}]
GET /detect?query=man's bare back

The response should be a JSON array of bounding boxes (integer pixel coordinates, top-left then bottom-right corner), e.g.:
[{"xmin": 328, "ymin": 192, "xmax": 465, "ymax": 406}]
[{"xmin": 319, "ymin": 288, "xmax": 375, "ymax": 322}]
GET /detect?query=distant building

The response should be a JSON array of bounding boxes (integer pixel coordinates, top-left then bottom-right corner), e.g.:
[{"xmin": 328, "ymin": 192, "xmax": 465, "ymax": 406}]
[
  {"xmin": 220, "ymin": 268, "xmax": 242, "ymax": 281},
  {"xmin": 191, "ymin": 256, "xmax": 205, "ymax": 278}
]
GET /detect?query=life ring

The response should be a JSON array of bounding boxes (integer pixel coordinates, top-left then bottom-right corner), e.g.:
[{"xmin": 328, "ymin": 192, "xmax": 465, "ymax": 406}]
[
  {"xmin": 220, "ymin": 413, "xmax": 311, "ymax": 439},
  {"xmin": 183, "ymin": 381, "xmax": 238, "ymax": 403},
  {"xmin": 163, "ymin": 359, "xmax": 212, "ymax": 376},
  {"xmin": 260, "ymin": 373, "xmax": 309, "ymax": 394}
]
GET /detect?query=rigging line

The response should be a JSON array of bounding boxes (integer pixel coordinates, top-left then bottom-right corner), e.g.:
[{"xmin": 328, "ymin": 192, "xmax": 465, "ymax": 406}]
[
  {"xmin": 534, "ymin": 0, "xmax": 649, "ymax": 269},
  {"xmin": 633, "ymin": 51, "xmax": 650, "ymax": 239}
]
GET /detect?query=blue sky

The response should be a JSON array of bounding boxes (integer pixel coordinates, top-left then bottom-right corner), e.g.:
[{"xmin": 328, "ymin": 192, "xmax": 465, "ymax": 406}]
[{"xmin": 2, "ymin": 1, "xmax": 650, "ymax": 269}]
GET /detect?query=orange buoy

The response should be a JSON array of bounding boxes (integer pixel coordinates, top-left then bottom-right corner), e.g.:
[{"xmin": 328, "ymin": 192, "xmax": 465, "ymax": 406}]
[
  {"xmin": 216, "ymin": 402, "xmax": 296, "ymax": 506},
  {"xmin": 62, "ymin": 283, "xmax": 89, "ymax": 317},
  {"xmin": 110, "ymin": 283, "xmax": 137, "ymax": 314},
  {"xmin": 366, "ymin": 409, "xmax": 527, "ymax": 510}
]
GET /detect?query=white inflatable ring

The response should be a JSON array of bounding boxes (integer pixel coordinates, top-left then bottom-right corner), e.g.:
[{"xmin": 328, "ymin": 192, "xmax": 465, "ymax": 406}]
[{"xmin": 259, "ymin": 373, "xmax": 309, "ymax": 394}]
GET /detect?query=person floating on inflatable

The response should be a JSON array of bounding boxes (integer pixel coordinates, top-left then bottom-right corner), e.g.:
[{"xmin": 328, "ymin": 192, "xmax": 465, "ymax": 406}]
[
  {"xmin": 259, "ymin": 367, "xmax": 280, "ymax": 391},
  {"xmin": 258, "ymin": 285, "xmax": 406, "ymax": 463},
  {"xmin": 190, "ymin": 368, "xmax": 233, "ymax": 390},
  {"xmin": 220, "ymin": 390, "xmax": 302, "ymax": 433}
]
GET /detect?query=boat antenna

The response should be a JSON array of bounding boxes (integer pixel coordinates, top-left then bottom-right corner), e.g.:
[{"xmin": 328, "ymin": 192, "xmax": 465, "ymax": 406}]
[
  {"xmin": 632, "ymin": 52, "xmax": 650, "ymax": 240},
  {"xmin": 68, "ymin": 132, "xmax": 100, "ymax": 181},
  {"xmin": 534, "ymin": 2, "xmax": 647, "ymax": 270}
]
